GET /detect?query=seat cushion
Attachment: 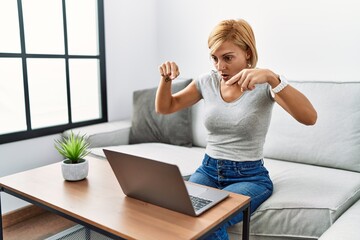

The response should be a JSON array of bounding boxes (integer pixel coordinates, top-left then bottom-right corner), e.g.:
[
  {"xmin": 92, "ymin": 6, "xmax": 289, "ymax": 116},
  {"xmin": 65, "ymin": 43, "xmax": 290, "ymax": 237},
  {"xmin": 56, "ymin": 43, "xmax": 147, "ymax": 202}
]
[
  {"xmin": 91, "ymin": 143, "xmax": 205, "ymax": 177},
  {"xmin": 228, "ymin": 158, "xmax": 360, "ymax": 239},
  {"xmin": 318, "ymin": 199, "xmax": 360, "ymax": 240}
]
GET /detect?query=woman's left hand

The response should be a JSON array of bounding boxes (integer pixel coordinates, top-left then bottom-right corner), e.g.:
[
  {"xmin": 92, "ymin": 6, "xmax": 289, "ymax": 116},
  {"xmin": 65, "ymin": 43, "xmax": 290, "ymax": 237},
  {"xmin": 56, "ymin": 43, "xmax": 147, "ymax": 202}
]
[
  {"xmin": 225, "ymin": 68, "xmax": 279, "ymax": 92},
  {"xmin": 226, "ymin": 68, "xmax": 317, "ymax": 125}
]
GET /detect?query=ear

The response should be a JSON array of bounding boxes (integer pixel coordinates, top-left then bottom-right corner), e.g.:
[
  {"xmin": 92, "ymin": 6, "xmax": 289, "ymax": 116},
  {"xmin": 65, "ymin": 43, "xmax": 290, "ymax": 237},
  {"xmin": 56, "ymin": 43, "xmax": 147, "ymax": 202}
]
[{"xmin": 246, "ymin": 48, "xmax": 252, "ymax": 60}]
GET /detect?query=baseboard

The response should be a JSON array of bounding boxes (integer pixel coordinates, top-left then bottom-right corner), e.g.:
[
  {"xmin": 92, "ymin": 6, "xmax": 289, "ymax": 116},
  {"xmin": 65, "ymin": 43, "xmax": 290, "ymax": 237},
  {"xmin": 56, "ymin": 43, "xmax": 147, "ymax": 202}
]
[{"xmin": 2, "ymin": 204, "xmax": 46, "ymax": 228}]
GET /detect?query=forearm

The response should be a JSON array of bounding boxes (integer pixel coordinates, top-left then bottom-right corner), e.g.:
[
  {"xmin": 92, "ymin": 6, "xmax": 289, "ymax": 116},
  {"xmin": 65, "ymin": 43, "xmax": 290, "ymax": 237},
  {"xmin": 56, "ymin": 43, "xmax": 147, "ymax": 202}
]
[
  {"xmin": 155, "ymin": 76, "xmax": 173, "ymax": 114},
  {"xmin": 264, "ymin": 72, "xmax": 317, "ymax": 125},
  {"xmin": 274, "ymin": 85, "xmax": 317, "ymax": 125},
  {"xmin": 156, "ymin": 61, "xmax": 200, "ymax": 114}
]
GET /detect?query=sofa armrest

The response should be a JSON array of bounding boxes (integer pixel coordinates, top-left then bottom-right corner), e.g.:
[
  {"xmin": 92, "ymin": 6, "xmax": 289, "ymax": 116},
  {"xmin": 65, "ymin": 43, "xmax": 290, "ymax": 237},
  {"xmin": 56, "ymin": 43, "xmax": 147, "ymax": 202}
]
[
  {"xmin": 63, "ymin": 119, "xmax": 132, "ymax": 148},
  {"xmin": 318, "ymin": 199, "xmax": 360, "ymax": 240}
]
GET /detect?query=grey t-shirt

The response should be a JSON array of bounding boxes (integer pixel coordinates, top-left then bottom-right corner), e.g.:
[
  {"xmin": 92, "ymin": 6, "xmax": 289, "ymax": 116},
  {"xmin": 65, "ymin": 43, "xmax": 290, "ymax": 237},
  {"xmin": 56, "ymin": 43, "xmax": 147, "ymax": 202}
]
[{"xmin": 195, "ymin": 71, "xmax": 274, "ymax": 161}]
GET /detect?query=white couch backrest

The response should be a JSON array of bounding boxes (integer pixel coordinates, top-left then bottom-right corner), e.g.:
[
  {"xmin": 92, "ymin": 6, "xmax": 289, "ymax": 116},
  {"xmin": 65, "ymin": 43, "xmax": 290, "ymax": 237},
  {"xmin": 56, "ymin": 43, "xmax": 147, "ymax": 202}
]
[
  {"xmin": 191, "ymin": 100, "xmax": 207, "ymax": 148},
  {"xmin": 264, "ymin": 81, "xmax": 360, "ymax": 172}
]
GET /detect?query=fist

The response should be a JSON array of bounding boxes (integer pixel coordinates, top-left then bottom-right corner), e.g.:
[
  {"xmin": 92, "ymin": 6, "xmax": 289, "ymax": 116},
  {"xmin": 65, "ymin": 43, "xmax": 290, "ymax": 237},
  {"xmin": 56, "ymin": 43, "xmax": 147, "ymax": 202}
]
[{"xmin": 159, "ymin": 61, "xmax": 180, "ymax": 81}]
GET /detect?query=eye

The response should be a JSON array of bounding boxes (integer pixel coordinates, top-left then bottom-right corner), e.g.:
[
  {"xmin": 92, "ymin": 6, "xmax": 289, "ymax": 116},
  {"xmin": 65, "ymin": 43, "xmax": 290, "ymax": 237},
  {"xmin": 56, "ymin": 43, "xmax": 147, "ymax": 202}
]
[
  {"xmin": 211, "ymin": 55, "xmax": 218, "ymax": 63},
  {"xmin": 224, "ymin": 55, "xmax": 233, "ymax": 62}
]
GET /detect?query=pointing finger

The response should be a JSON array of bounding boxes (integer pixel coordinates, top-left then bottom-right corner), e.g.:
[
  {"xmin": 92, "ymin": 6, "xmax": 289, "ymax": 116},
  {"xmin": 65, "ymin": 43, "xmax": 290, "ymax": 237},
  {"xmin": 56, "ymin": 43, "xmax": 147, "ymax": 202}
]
[{"xmin": 226, "ymin": 73, "xmax": 241, "ymax": 85}]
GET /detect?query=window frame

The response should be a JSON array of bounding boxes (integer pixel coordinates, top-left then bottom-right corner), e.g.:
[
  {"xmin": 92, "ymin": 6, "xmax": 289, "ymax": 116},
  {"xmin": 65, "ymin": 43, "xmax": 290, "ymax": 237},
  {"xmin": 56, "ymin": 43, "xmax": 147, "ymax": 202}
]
[{"xmin": 0, "ymin": 0, "xmax": 107, "ymax": 144}]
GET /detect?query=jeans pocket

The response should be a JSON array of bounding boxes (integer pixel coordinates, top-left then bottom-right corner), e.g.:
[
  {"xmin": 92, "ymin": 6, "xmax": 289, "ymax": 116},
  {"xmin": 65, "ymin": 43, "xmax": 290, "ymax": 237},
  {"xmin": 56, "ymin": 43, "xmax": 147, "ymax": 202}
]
[{"xmin": 236, "ymin": 164, "xmax": 268, "ymax": 178}]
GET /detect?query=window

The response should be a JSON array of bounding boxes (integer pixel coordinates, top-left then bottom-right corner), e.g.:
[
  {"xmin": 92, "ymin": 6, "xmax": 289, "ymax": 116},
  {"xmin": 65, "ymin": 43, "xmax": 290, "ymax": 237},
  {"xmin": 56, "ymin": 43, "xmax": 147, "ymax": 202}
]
[{"xmin": 0, "ymin": 0, "xmax": 107, "ymax": 144}]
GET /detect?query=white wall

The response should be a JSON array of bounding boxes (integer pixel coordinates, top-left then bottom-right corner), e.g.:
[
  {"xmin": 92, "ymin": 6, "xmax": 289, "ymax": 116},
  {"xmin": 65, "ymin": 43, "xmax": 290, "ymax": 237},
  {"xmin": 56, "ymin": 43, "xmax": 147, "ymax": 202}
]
[
  {"xmin": 1, "ymin": 0, "xmax": 360, "ymax": 213},
  {"xmin": 156, "ymin": 0, "xmax": 360, "ymax": 82},
  {"xmin": 105, "ymin": 0, "xmax": 159, "ymax": 121}
]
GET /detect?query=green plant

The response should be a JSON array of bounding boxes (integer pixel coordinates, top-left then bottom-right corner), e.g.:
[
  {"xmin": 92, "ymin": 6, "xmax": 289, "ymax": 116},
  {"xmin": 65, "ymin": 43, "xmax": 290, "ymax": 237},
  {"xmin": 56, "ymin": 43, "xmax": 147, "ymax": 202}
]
[{"xmin": 54, "ymin": 131, "xmax": 90, "ymax": 164}]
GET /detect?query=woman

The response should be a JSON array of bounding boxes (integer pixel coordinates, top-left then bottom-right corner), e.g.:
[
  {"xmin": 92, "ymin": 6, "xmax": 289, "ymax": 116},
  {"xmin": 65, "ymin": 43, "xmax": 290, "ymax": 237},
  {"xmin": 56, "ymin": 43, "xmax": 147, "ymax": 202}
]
[{"xmin": 155, "ymin": 19, "xmax": 317, "ymax": 240}]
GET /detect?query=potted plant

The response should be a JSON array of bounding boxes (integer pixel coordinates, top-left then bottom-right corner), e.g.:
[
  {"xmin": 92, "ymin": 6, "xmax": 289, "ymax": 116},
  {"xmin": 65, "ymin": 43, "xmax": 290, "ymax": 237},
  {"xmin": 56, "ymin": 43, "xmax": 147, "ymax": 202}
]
[{"xmin": 54, "ymin": 131, "xmax": 90, "ymax": 181}]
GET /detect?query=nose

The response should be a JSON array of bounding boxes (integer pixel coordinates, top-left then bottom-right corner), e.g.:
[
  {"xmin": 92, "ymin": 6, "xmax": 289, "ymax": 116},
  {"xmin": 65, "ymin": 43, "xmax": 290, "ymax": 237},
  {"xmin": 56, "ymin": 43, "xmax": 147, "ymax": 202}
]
[{"xmin": 216, "ymin": 60, "xmax": 226, "ymax": 71}]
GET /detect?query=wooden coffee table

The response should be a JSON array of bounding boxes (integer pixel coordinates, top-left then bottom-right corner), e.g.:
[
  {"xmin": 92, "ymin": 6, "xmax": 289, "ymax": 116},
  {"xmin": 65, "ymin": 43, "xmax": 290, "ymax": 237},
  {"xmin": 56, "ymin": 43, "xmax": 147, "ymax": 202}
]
[{"xmin": 0, "ymin": 156, "xmax": 250, "ymax": 239}]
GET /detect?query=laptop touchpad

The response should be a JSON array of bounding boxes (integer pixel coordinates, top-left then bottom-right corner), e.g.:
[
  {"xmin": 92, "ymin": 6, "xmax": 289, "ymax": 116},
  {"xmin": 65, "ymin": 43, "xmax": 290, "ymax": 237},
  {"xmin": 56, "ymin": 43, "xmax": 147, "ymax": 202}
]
[{"xmin": 186, "ymin": 183, "xmax": 208, "ymax": 196}]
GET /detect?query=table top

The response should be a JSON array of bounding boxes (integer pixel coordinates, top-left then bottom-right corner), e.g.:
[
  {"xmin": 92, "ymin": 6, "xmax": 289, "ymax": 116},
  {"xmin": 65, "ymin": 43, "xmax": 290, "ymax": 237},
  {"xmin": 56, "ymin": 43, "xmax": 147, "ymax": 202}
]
[{"xmin": 0, "ymin": 156, "xmax": 250, "ymax": 240}]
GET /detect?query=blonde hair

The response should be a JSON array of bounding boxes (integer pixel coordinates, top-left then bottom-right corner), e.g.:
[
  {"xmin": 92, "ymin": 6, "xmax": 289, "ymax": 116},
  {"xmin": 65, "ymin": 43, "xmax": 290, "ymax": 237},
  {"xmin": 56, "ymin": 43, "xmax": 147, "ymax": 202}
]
[{"xmin": 208, "ymin": 19, "xmax": 258, "ymax": 68}]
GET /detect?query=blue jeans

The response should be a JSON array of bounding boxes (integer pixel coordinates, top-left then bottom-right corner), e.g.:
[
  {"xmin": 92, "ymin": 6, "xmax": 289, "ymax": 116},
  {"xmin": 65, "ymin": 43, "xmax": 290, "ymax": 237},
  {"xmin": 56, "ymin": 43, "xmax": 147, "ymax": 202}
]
[{"xmin": 189, "ymin": 154, "xmax": 273, "ymax": 240}]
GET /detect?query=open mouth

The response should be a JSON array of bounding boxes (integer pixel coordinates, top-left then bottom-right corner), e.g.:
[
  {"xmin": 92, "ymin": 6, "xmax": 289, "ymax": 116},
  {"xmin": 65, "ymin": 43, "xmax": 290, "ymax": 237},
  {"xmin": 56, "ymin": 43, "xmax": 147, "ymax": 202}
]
[{"xmin": 221, "ymin": 73, "xmax": 230, "ymax": 81}]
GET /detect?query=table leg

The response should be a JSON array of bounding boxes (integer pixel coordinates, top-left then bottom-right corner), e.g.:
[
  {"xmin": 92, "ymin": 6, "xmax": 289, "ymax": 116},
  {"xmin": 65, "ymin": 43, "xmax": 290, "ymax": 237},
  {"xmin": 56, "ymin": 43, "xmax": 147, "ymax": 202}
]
[{"xmin": 242, "ymin": 205, "xmax": 250, "ymax": 240}]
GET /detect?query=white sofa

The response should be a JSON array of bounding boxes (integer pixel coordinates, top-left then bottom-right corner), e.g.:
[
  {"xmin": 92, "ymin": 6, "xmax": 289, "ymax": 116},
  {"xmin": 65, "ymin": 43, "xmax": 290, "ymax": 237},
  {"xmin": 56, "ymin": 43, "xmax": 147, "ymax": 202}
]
[{"xmin": 65, "ymin": 80, "xmax": 360, "ymax": 239}]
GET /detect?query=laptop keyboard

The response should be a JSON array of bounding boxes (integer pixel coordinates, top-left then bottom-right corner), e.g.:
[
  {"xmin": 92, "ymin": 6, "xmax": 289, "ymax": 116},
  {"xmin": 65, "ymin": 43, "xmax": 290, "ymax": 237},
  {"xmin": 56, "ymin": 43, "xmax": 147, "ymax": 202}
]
[{"xmin": 189, "ymin": 195, "xmax": 213, "ymax": 211}]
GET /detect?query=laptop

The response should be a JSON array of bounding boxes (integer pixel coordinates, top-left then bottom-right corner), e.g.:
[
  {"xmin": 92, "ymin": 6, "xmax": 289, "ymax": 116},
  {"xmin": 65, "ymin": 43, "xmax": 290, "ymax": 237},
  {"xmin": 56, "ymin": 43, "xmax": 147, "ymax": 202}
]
[{"xmin": 103, "ymin": 149, "xmax": 229, "ymax": 216}]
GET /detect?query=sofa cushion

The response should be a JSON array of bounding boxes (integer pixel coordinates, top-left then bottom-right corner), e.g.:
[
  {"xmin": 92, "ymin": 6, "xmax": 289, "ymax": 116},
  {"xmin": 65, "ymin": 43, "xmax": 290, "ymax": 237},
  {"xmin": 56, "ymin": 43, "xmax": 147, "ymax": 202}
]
[
  {"xmin": 264, "ymin": 81, "xmax": 360, "ymax": 172},
  {"xmin": 63, "ymin": 120, "xmax": 132, "ymax": 148},
  {"xmin": 318, "ymin": 199, "xmax": 360, "ymax": 240},
  {"xmin": 228, "ymin": 158, "xmax": 360, "ymax": 239},
  {"xmin": 129, "ymin": 79, "xmax": 193, "ymax": 147},
  {"xmin": 91, "ymin": 143, "xmax": 204, "ymax": 177}
]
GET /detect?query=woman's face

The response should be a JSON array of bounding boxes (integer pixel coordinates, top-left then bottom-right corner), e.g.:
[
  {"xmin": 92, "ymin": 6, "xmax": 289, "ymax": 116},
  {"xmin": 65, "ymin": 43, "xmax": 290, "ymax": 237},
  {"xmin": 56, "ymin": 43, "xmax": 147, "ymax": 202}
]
[{"xmin": 211, "ymin": 41, "xmax": 249, "ymax": 82}]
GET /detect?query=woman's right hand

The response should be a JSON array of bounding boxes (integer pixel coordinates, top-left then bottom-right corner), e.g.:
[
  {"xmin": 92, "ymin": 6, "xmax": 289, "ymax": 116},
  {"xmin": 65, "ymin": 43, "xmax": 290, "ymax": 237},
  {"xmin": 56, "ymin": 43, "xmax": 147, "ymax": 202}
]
[
  {"xmin": 159, "ymin": 61, "xmax": 180, "ymax": 81},
  {"xmin": 156, "ymin": 61, "xmax": 201, "ymax": 114}
]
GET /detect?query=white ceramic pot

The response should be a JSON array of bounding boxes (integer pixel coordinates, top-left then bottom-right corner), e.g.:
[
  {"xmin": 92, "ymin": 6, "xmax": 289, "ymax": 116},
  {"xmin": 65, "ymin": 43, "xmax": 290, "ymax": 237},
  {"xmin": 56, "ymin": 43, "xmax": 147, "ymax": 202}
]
[{"xmin": 61, "ymin": 159, "xmax": 89, "ymax": 181}]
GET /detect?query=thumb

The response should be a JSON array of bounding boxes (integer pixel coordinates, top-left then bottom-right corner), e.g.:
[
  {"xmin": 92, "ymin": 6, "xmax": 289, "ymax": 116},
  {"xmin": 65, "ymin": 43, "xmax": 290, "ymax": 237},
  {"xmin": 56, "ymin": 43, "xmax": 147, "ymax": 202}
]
[{"xmin": 171, "ymin": 71, "xmax": 180, "ymax": 80}]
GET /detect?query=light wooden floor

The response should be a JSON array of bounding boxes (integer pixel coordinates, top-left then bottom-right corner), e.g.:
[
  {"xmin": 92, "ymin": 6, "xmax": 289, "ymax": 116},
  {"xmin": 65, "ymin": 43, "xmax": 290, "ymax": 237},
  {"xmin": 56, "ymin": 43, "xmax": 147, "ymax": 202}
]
[{"xmin": 3, "ymin": 211, "xmax": 77, "ymax": 240}]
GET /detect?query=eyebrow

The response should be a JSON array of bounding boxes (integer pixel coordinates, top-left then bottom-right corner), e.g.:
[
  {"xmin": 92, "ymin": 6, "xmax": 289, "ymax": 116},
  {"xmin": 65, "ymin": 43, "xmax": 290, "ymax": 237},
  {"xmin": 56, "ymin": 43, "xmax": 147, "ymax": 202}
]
[
  {"xmin": 211, "ymin": 51, "xmax": 236, "ymax": 58},
  {"xmin": 222, "ymin": 52, "xmax": 236, "ymax": 56}
]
